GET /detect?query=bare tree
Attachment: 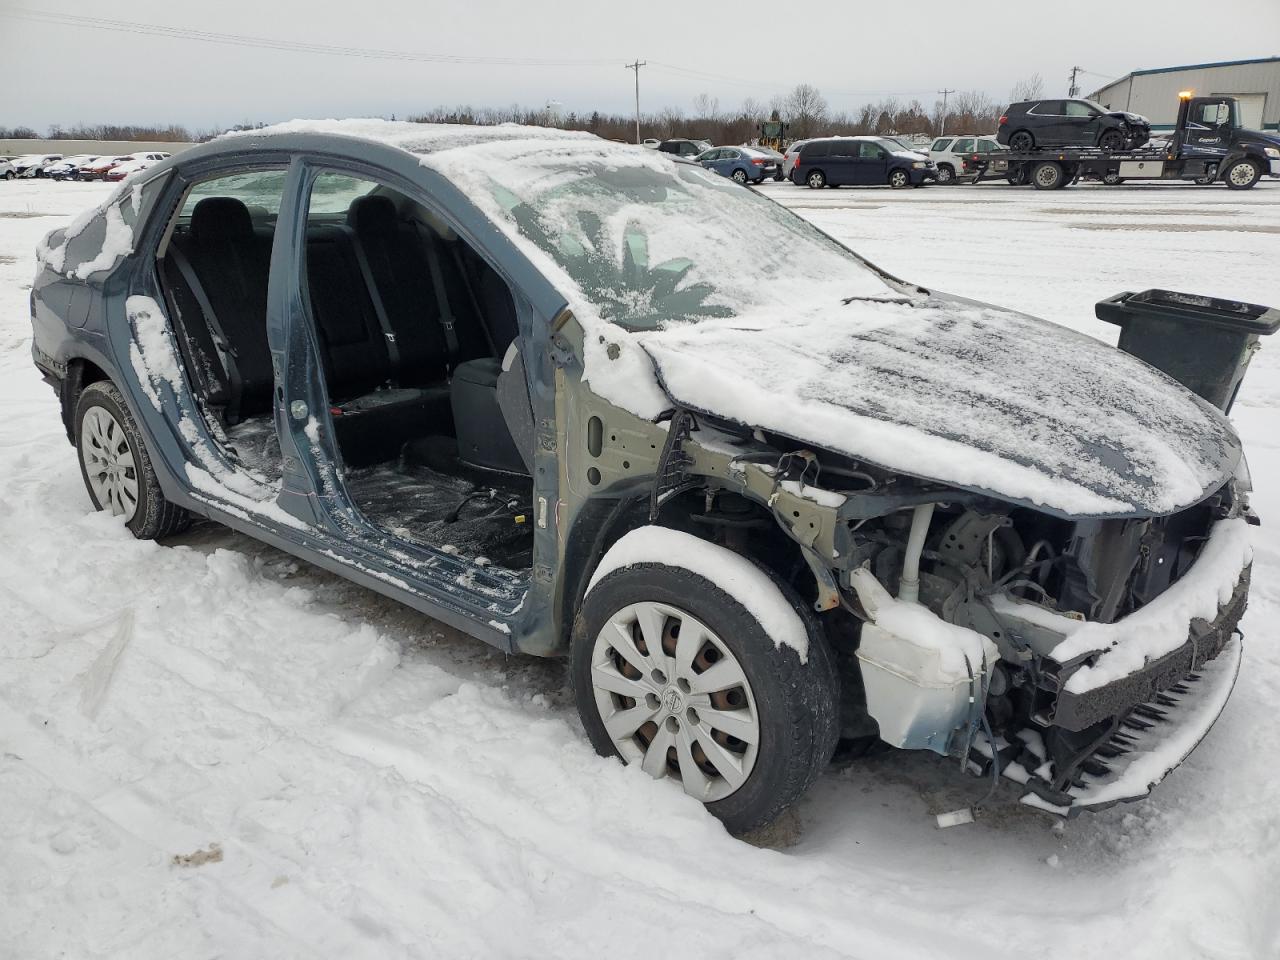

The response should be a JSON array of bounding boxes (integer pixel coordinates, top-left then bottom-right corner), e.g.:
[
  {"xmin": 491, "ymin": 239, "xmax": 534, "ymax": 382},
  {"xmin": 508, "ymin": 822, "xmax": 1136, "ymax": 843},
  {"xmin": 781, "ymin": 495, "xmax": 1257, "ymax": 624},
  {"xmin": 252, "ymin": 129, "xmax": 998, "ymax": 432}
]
[
  {"xmin": 1009, "ymin": 73, "xmax": 1044, "ymax": 102},
  {"xmin": 783, "ymin": 83, "xmax": 828, "ymax": 138},
  {"xmin": 691, "ymin": 93, "xmax": 721, "ymax": 120},
  {"xmin": 739, "ymin": 97, "xmax": 766, "ymax": 121}
]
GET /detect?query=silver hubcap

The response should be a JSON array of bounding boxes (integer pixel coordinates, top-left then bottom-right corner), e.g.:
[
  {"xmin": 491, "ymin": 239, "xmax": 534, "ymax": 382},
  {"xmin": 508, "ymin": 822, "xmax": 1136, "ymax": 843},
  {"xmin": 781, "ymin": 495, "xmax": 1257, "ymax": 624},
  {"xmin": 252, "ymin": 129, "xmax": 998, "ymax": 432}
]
[
  {"xmin": 80, "ymin": 406, "xmax": 139, "ymax": 521},
  {"xmin": 733, "ymin": 170, "xmax": 747, "ymax": 183},
  {"xmin": 1229, "ymin": 163, "xmax": 1254, "ymax": 186},
  {"xmin": 891, "ymin": 172, "xmax": 907, "ymax": 186},
  {"xmin": 808, "ymin": 173, "xmax": 822, "ymax": 188},
  {"xmin": 591, "ymin": 601, "xmax": 760, "ymax": 803},
  {"xmin": 1036, "ymin": 165, "xmax": 1059, "ymax": 186}
]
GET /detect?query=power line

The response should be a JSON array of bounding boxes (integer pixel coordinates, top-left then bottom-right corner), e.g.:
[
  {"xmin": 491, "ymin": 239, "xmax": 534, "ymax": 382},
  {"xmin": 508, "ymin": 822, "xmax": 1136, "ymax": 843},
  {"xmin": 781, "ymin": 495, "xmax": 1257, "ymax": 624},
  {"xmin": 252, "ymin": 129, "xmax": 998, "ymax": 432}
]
[{"xmin": 0, "ymin": 8, "xmax": 620, "ymax": 67}]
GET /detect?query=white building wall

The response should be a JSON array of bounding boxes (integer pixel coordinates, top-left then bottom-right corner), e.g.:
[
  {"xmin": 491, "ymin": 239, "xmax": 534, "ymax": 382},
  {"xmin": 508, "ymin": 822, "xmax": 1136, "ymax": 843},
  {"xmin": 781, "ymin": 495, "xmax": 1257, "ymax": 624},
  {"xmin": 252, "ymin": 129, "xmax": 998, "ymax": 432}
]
[{"xmin": 1092, "ymin": 59, "xmax": 1280, "ymax": 132}]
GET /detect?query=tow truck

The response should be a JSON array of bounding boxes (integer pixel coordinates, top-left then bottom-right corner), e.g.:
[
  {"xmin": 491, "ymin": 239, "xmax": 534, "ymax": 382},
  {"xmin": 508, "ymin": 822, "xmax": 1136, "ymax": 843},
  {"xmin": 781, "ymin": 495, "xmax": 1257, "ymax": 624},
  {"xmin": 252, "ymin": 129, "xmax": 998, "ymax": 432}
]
[{"xmin": 970, "ymin": 93, "xmax": 1280, "ymax": 190}]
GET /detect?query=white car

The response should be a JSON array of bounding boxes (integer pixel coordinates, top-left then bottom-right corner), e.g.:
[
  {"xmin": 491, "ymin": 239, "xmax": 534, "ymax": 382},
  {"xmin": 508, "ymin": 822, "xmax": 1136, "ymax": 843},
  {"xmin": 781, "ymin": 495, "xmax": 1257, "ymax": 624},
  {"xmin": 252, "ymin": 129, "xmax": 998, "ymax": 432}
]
[
  {"xmin": 0, "ymin": 158, "xmax": 15, "ymax": 180},
  {"xmin": 927, "ymin": 135, "xmax": 1003, "ymax": 184},
  {"xmin": 11, "ymin": 153, "xmax": 64, "ymax": 178}
]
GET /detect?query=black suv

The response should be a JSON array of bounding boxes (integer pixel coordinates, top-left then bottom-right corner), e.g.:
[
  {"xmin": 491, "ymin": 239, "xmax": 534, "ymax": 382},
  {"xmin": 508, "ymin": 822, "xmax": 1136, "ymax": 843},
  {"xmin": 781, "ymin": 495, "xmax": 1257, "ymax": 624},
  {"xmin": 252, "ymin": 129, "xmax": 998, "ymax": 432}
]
[
  {"xmin": 998, "ymin": 99, "xmax": 1151, "ymax": 153},
  {"xmin": 657, "ymin": 139, "xmax": 710, "ymax": 158}
]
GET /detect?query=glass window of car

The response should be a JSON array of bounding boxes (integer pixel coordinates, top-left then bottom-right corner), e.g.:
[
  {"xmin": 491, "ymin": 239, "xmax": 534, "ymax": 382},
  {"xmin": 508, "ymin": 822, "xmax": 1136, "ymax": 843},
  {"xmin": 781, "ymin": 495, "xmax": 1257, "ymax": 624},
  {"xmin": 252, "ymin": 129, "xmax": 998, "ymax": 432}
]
[
  {"xmin": 1030, "ymin": 100, "xmax": 1063, "ymax": 115},
  {"xmin": 874, "ymin": 139, "xmax": 906, "ymax": 155},
  {"xmin": 952, "ymin": 137, "xmax": 975, "ymax": 153},
  {"xmin": 721, "ymin": 149, "xmax": 740, "ymax": 159},
  {"xmin": 975, "ymin": 139, "xmax": 998, "ymax": 153},
  {"xmin": 473, "ymin": 149, "xmax": 893, "ymax": 331},
  {"xmin": 179, "ymin": 169, "xmax": 291, "ymax": 218},
  {"xmin": 1064, "ymin": 101, "xmax": 1097, "ymax": 118},
  {"xmin": 803, "ymin": 141, "xmax": 830, "ymax": 158},
  {"xmin": 828, "ymin": 140, "xmax": 856, "ymax": 158},
  {"xmin": 931, "ymin": 138, "xmax": 953, "ymax": 151}
]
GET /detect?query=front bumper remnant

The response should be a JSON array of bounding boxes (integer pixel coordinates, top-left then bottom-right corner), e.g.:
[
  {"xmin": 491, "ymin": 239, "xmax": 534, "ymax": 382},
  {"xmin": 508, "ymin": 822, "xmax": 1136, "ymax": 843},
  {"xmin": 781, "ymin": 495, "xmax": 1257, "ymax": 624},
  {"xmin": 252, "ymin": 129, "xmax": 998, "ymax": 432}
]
[{"xmin": 976, "ymin": 633, "xmax": 1242, "ymax": 817}]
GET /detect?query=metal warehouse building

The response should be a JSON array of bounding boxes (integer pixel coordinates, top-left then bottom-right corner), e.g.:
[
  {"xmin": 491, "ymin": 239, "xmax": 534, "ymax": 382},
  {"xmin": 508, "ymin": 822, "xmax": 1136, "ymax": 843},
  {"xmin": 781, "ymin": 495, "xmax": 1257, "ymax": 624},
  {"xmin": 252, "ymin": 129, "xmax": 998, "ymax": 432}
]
[{"xmin": 1090, "ymin": 56, "xmax": 1279, "ymax": 133}]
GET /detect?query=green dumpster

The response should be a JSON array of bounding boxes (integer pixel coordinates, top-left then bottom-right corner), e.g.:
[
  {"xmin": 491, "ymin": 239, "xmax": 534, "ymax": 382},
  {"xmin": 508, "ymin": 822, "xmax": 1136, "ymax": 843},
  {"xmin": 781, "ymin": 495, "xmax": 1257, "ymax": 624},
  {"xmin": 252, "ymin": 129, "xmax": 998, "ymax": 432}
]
[{"xmin": 1096, "ymin": 289, "xmax": 1280, "ymax": 413}]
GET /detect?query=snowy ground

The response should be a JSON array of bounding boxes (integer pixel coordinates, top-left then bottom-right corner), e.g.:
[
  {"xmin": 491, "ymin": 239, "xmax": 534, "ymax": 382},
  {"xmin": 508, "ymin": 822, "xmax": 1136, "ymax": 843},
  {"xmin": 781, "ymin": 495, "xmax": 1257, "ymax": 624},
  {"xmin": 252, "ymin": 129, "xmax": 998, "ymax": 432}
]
[{"xmin": 2, "ymin": 175, "xmax": 1279, "ymax": 960}]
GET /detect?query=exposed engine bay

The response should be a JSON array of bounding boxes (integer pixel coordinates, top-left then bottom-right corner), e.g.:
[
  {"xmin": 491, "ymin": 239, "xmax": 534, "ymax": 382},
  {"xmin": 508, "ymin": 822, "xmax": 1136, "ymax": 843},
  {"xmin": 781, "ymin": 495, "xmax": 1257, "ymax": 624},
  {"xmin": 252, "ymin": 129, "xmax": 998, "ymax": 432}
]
[{"xmin": 655, "ymin": 415, "xmax": 1253, "ymax": 817}]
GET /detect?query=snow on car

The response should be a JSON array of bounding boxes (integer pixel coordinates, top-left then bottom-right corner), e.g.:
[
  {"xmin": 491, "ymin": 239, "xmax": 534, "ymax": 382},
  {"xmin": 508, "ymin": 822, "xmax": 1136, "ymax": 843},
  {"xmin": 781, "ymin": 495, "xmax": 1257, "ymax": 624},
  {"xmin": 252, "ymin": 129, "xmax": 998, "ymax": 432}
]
[{"xmin": 28, "ymin": 119, "xmax": 1272, "ymax": 838}]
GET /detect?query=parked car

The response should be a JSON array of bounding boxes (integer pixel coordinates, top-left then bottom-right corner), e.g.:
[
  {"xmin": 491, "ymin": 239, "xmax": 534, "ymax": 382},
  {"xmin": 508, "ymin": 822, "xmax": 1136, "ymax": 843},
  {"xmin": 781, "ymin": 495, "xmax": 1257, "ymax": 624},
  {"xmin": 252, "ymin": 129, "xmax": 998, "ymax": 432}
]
[
  {"xmin": 0, "ymin": 158, "xmax": 14, "ymax": 180},
  {"xmin": 998, "ymin": 99, "xmax": 1151, "ymax": 153},
  {"xmin": 103, "ymin": 152, "xmax": 171, "ymax": 182},
  {"xmin": 781, "ymin": 138, "xmax": 812, "ymax": 180},
  {"xmin": 928, "ymin": 135, "xmax": 1004, "ymax": 183},
  {"xmin": 695, "ymin": 145, "xmax": 780, "ymax": 184},
  {"xmin": 80, "ymin": 155, "xmax": 134, "ymax": 180},
  {"xmin": 45, "ymin": 155, "xmax": 100, "ymax": 180},
  {"xmin": 11, "ymin": 153, "xmax": 64, "ymax": 178},
  {"xmin": 752, "ymin": 145, "xmax": 787, "ymax": 181},
  {"xmin": 657, "ymin": 139, "xmax": 710, "ymax": 159},
  {"xmin": 31, "ymin": 121, "xmax": 1263, "ymax": 835},
  {"xmin": 792, "ymin": 136, "xmax": 936, "ymax": 188}
]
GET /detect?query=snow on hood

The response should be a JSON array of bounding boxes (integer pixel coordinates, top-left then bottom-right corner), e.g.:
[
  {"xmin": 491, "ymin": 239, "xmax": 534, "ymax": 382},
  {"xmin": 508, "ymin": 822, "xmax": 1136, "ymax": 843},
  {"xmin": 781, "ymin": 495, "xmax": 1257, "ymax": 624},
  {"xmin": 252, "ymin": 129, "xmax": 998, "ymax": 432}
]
[{"xmin": 639, "ymin": 295, "xmax": 1240, "ymax": 517}]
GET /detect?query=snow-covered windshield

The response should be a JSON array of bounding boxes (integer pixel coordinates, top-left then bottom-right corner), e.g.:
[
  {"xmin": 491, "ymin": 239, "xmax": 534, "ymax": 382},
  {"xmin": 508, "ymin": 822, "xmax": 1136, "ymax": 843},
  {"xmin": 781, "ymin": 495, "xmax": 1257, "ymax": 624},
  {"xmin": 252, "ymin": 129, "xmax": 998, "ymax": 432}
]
[{"xmin": 473, "ymin": 146, "xmax": 895, "ymax": 330}]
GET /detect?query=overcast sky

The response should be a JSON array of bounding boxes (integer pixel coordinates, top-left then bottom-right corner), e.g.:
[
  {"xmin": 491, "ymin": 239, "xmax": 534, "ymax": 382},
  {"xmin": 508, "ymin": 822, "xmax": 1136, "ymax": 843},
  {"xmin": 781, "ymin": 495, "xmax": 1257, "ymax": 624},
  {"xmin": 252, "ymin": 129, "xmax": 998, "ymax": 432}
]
[{"xmin": 2, "ymin": 0, "xmax": 1278, "ymax": 131}]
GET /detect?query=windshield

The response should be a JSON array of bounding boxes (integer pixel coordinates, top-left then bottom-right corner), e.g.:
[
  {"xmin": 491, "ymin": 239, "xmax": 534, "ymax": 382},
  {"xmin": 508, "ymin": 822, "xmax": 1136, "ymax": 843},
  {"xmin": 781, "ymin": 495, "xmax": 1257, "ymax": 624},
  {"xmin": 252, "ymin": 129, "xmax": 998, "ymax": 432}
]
[
  {"xmin": 878, "ymin": 138, "xmax": 915, "ymax": 154},
  {"xmin": 456, "ymin": 141, "xmax": 894, "ymax": 331}
]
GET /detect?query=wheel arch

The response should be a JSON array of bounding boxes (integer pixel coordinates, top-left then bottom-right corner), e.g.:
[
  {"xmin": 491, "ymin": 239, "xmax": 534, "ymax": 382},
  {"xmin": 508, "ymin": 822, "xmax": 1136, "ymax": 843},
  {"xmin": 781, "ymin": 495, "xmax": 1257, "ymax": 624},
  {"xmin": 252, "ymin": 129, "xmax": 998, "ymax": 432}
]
[{"xmin": 59, "ymin": 356, "xmax": 114, "ymax": 444}]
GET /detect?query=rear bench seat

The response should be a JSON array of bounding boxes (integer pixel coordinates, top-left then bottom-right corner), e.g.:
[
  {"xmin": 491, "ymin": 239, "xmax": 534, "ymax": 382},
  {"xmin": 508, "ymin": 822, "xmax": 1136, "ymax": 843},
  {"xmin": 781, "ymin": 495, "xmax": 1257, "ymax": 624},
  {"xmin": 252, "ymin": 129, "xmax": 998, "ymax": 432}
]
[{"xmin": 164, "ymin": 192, "xmax": 527, "ymax": 473}]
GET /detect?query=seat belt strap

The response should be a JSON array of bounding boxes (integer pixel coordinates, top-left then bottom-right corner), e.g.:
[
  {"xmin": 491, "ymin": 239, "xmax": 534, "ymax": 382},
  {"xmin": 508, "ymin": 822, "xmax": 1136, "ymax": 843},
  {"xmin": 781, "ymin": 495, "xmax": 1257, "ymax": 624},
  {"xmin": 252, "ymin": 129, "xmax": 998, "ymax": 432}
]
[
  {"xmin": 449, "ymin": 243, "xmax": 497, "ymax": 357},
  {"xmin": 348, "ymin": 230, "xmax": 401, "ymax": 386},
  {"xmin": 168, "ymin": 244, "xmax": 243, "ymax": 423},
  {"xmin": 418, "ymin": 225, "xmax": 460, "ymax": 371}
]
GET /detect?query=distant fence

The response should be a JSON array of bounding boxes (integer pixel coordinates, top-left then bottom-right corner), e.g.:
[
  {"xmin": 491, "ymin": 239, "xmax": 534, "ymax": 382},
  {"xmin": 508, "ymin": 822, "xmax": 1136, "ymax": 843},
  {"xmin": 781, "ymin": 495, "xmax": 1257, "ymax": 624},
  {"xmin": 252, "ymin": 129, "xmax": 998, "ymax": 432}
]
[{"xmin": 1, "ymin": 139, "xmax": 198, "ymax": 157}]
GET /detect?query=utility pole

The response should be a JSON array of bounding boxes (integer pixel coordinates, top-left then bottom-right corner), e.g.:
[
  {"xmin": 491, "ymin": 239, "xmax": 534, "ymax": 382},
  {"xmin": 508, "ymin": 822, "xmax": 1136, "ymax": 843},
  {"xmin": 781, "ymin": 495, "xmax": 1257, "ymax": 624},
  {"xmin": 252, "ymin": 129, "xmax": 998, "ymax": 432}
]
[
  {"xmin": 937, "ymin": 88, "xmax": 954, "ymax": 136},
  {"xmin": 625, "ymin": 60, "xmax": 647, "ymax": 145},
  {"xmin": 1068, "ymin": 66, "xmax": 1081, "ymax": 98}
]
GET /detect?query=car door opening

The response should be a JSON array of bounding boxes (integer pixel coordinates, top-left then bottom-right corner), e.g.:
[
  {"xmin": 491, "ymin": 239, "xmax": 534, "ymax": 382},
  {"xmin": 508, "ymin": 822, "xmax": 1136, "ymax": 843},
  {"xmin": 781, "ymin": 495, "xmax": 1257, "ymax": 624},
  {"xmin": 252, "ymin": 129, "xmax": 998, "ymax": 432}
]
[{"xmin": 302, "ymin": 172, "xmax": 534, "ymax": 569}]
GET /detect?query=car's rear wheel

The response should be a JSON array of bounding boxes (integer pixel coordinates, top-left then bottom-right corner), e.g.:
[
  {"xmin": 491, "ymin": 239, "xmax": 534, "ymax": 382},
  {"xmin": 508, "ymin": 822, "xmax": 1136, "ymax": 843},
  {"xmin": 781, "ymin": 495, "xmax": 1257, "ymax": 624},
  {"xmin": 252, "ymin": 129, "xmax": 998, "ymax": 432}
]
[
  {"xmin": 731, "ymin": 168, "xmax": 749, "ymax": 185},
  {"xmin": 573, "ymin": 558, "xmax": 839, "ymax": 835},
  {"xmin": 1224, "ymin": 159, "xmax": 1260, "ymax": 190},
  {"xmin": 1031, "ymin": 160, "xmax": 1064, "ymax": 189},
  {"xmin": 75, "ymin": 381, "xmax": 190, "ymax": 540},
  {"xmin": 1009, "ymin": 130, "xmax": 1034, "ymax": 153},
  {"xmin": 935, "ymin": 164, "xmax": 955, "ymax": 184},
  {"xmin": 888, "ymin": 169, "xmax": 910, "ymax": 189},
  {"xmin": 1098, "ymin": 129, "xmax": 1126, "ymax": 152},
  {"xmin": 806, "ymin": 169, "xmax": 826, "ymax": 189}
]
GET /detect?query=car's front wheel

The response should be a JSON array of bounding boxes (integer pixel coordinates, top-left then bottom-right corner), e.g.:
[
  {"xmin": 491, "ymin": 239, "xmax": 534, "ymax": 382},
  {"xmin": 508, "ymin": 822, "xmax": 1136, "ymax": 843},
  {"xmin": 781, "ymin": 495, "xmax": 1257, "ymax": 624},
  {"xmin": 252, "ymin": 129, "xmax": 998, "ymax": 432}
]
[
  {"xmin": 573, "ymin": 555, "xmax": 839, "ymax": 835},
  {"xmin": 888, "ymin": 169, "xmax": 910, "ymax": 189},
  {"xmin": 1098, "ymin": 129, "xmax": 1126, "ymax": 152},
  {"xmin": 75, "ymin": 381, "xmax": 190, "ymax": 540}
]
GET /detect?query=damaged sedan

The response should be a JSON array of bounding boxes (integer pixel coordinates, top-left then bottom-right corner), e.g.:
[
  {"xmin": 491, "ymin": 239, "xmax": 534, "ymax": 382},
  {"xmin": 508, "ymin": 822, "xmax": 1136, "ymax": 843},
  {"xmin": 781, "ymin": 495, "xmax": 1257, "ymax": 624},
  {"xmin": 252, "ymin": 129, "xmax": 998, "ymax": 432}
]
[{"xmin": 30, "ymin": 121, "xmax": 1276, "ymax": 833}]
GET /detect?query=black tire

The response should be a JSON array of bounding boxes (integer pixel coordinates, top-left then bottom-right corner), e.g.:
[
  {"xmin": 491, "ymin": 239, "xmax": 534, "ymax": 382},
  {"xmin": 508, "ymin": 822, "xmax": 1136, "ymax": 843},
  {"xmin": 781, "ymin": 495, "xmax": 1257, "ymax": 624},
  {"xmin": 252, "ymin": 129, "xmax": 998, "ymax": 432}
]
[
  {"xmin": 1009, "ymin": 130, "xmax": 1034, "ymax": 153},
  {"xmin": 806, "ymin": 169, "xmax": 826, "ymax": 189},
  {"xmin": 1194, "ymin": 174, "xmax": 1215, "ymax": 185},
  {"xmin": 1224, "ymin": 159, "xmax": 1261, "ymax": 190},
  {"xmin": 773, "ymin": 171, "xmax": 784, "ymax": 181},
  {"xmin": 1006, "ymin": 166, "xmax": 1028, "ymax": 186},
  {"xmin": 1031, "ymin": 160, "xmax": 1063, "ymax": 190},
  {"xmin": 4, "ymin": 171, "xmax": 14, "ymax": 180},
  {"xmin": 888, "ymin": 168, "xmax": 910, "ymax": 189},
  {"xmin": 573, "ymin": 560, "xmax": 840, "ymax": 835},
  {"xmin": 935, "ymin": 164, "xmax": 956, "ymax": 184},
  {"xmin": 731, "ymin": 168, "xmax": 749, "ymax": 185},
  {"xmin": 1098, "ymin": 129, "xmax": 1125, "ymax": 152},
  {"xmin": 1102, "ymin": 171, "xmax": 1124, "ymax": 185},
  {"xmin": 75, "ymin": 380, "xmax": 191, "ymax": 540}
]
